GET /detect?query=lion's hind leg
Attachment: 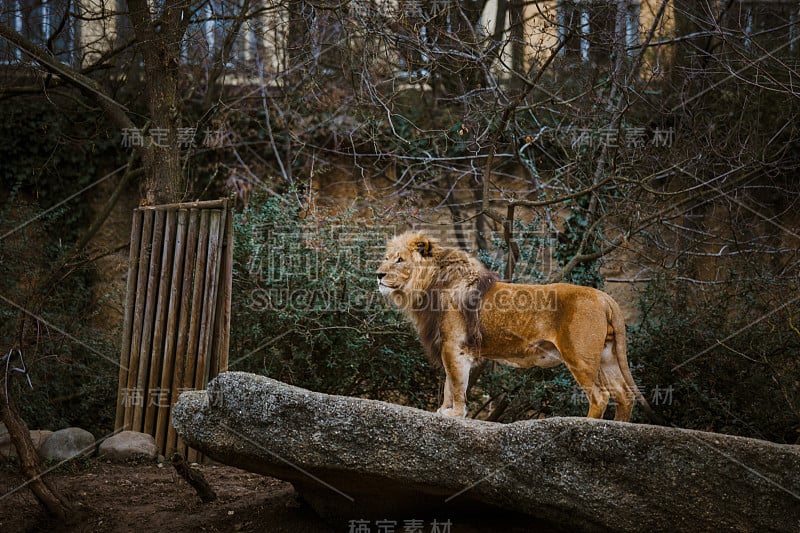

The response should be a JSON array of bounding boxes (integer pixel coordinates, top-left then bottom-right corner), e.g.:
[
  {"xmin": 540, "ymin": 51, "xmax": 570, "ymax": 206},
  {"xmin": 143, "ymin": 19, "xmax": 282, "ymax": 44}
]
[
  {"xmin": 600, "ymin": 340, "xmax": 634, "ymax": 422},
  {"xmin": 563, "ymin": 357, "xmax": 609, "ymax": 419},
  {"xmin": 568, "ymin": 343, "xmax": 633, "ymax": 421},
  {"xmin": 585, "ymin": 382, "xmax": 611, "ymax": 419}
]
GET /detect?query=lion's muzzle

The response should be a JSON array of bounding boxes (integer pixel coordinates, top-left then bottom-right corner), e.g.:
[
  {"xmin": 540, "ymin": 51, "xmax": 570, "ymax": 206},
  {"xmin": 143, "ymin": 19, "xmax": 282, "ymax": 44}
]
[{"xmin": 377, "ymin": 273, "xmax": 394, "ymax": 295}]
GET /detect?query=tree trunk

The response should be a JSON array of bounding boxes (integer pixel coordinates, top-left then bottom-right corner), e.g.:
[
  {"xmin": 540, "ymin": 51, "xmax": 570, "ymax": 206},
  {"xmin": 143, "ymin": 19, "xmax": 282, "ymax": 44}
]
[
  {"xmin": 128, "ymin": 0, "xmax": 192, "ymax": 204},
  {"xmin": 287, "ymin": 0, "xmax": 315, "ymax": 81},
  {"xmin": 509, "ymin": 0, "xmax": 525, "ymax": 93},
  {"xmin": 0, "ymin": 374, "xmax": 75, "ymax": 522}
]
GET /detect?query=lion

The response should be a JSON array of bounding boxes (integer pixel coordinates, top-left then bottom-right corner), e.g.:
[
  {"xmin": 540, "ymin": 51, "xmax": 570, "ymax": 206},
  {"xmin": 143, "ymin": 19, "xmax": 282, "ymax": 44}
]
[{"xmin": 377, "ymin": 230, "xmax": 654, "ymax": 422}]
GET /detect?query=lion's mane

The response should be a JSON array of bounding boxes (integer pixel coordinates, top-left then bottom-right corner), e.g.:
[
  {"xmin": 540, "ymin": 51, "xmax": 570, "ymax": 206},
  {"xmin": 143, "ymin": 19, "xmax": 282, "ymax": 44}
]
[{"xmin": 385, "ymin": 232, "xmax": 498, "ymax": 367}]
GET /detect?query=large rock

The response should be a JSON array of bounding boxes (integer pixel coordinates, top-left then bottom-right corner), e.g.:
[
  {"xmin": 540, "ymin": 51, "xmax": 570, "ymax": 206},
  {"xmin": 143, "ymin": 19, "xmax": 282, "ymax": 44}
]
[
  {"xmin": 98, "ymin": 431, "xmax": 157, "ymax": 463},
  {"xmin": 173, "ymin": 371, "xmax": 800, "ymax": 532},
  {"xmin": 0, "ymin": 424, "xmax": 52, "ymax": 460},
  {"xmin": 39, "ymin": 427, "xmax": 95, "ymax": 462}
]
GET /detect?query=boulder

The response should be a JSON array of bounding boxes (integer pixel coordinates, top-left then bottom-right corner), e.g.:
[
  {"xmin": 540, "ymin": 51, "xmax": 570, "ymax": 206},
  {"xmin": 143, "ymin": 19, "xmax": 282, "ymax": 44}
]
[
  {"xmin": 0, "ymin": 424, "xmax": 53, "ymax": 460},
  {"xmin": 29, "ymin": 430, "xmax": 53, "ymax": 451},
  {"xmin": 172, "ymin": 371, "xmax": 800, "ymax": 532},
  {"xmin": 98, "ymin": 431, "xmax": 157, "ymax": 463},
  {"xmin": 39, "ymin": 427, "xmax": 95, "ymax": 462}
]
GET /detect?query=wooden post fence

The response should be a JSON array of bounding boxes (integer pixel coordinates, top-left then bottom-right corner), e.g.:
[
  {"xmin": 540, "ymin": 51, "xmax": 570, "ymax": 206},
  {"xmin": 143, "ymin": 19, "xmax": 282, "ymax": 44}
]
[{"xmin": 114, "ymin": 199, "xmax": 233, "ymax": 461}]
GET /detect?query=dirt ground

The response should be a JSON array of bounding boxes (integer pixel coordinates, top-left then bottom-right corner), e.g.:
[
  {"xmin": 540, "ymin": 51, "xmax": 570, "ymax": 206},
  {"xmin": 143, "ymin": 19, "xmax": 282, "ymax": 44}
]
[
  {"xmin": 0, "ymin": 460, "xmax": 336, "ymax": 533},
  {"xmin": 0, "ymin": 460, "xmax": 541, "ymax": 533}
]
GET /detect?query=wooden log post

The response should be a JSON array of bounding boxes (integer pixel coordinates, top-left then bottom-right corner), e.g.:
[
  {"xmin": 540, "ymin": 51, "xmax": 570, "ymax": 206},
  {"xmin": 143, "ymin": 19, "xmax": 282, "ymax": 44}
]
[
  {"xmin": 115, "ymin": 199, "xmax": 233, "ymax": 460},
  {"xmin": 155, "ymin": 209, "xmax": 188, "ymax": 452}
]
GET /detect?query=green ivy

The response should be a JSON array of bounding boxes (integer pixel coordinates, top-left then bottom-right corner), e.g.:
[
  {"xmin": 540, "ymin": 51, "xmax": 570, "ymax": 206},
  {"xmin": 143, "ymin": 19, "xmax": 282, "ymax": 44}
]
[
  {"xmin": 628, "ymin": 274, "xmax": 800, "ymax": 443},
  {"xmin": 553, "ymin": 198, "xmax": 605, "ymax": 288},
  {"xmin": 229, "ymin": 191, "xmax": 440, "ymax": 407}
]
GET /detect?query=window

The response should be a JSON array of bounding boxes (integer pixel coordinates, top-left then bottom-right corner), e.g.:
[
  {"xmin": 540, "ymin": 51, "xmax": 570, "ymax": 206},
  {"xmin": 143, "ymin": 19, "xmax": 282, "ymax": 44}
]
[
  {"xmin": 0, "ymin": 0, "xmax": 75, "ymax": 65},
  {"xmin": 182, "ymin": 0, "xmax": 264, "ymax": 69},
  {"xmin": 392, "ymin": 0, "xmax": 431, "ymax": 80},
  {"xmin": 557, "ymin": 0, "xmax": 640, "ymax": 62},
  {"xmin": 731, "ymin": 1, "xmax": 799, "ymax": 55}
]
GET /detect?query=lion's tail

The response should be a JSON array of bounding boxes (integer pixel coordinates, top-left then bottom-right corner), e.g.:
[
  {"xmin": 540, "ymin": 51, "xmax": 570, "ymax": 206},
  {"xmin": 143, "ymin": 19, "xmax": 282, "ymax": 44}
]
[{"xmin": 605, "ymin": 294, "xmax": 662, "ymax": 424}]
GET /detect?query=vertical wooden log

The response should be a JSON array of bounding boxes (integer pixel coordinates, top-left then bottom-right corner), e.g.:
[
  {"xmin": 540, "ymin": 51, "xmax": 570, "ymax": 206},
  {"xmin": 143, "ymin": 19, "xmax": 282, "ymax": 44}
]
[
  {"xmin": 124, "ymin": 210, "xmax": 154, "ymax": 430},
  {"xmin": 212, "ymin": 201, "xmax": 233, "ymax": 374},
  {"xmin": 191, "ymin": 210, "xmax": 223, "ymax": 464},
  {"xmin": 183, "ymin": 210, "xmax": 211, "ymax": 462},
  {"xmin": 118, "ymin": 200, "xmax": 235, "ymax": 460},
  {"xmin": 220, "ymin": 202, "xmax": 233, "ymax": 372},
  {"xmin": 144, "ymin": 210, "xmax": 177, "ymax": 435},
  {"xmin": 183, "ymin": 209, "xmax": 211, "ymax": 391},
  {"xmin": 167, "ymin": 209, "xmax": 200, "ymax": 455},
  {"xmin": 195, "ymin": 211, "xmax": 223, "ymax": 395},
  {"xmin": 115, "ymin": 209, "xmax": 143, "ymax": 431},
  {"xmin": 133, "ymin": 209, "xmax": 166, "ymax": 432},
  {"xmin": 156, "ymin": 209, "xmax": 189, "ymax": 453},
  {"xmin": 208, "ymin": 206, "xmax": 226, "ymax": 377}
]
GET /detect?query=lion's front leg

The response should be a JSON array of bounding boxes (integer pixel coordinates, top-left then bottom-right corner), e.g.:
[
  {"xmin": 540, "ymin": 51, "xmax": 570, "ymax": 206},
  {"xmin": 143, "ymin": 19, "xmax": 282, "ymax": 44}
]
[
  {"xmin": 436, "ymin": 373, "xmax": 454, "ymax": 414},
  {"xmin": 437, "ymin": 346, "xmax": 475, "ymax": 417}
]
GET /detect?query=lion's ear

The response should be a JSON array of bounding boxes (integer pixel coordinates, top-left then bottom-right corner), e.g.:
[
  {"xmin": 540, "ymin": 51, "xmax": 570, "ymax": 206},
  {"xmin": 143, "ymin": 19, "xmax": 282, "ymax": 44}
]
[{"xmin": 413, "ymin": 236, "xmax": 434, "ymax": 258}]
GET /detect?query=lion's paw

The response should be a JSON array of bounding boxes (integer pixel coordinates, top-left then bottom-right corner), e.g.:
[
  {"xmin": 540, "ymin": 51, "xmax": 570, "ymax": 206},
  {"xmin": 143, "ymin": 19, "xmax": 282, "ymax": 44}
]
[{"xmin": 437, "ymin": 407, "xmax": 467, "ymax": 417}]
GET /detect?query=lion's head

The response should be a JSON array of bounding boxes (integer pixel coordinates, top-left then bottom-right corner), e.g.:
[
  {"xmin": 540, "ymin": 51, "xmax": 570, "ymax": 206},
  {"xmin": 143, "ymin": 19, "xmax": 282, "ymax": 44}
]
[
  {"xmin": 377, "ymin": 231, "xmax": 497, "ymax": 364},
  {"xmin": 376, "ymin": 231, "xmax": 436, "ymax": 298}
]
